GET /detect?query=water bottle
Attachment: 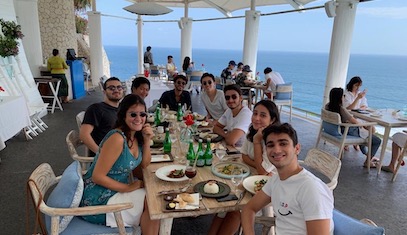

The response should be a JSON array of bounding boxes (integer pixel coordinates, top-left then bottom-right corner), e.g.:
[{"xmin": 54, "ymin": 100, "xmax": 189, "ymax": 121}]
[
  {"xmin": 204, "ymin": 138, "xmax": 213, "ymax": 166},
  {"xmin": 186, "ymin": 140, "xmax": 195, "ymax": 166},
  {"xmin": 154, "ymin": 105, "xmax": 161, "ymax": 126},
  {"xmin": 163, "ymin": 128, "xmax": 171, "ymax": 154},
  {"xmin": 196, "ymin": 139, "xmax": 205, "ymax": 167},
  {"xmin": 177, "ymin": 103, "xmax": 183, "ymax": 122}
]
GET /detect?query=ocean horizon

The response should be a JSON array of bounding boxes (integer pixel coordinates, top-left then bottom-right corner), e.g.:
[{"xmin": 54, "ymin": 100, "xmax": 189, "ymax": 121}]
[{"xmin": 105, "ymin": 45, "xmax": 407, "ymax": 114}]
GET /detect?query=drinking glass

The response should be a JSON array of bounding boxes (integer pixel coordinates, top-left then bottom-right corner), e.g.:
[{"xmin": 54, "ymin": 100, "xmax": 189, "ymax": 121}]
[
  {"xmin": 231, "ymin": 169, "xmax": 244, "ymax": 194},
  {"xmin": 216, "ymin": 149, "xmax": 227, "ymax": 161},
  {"xmin": 185, "ymin": 160, "xmax": 197, "ymax": 187}
]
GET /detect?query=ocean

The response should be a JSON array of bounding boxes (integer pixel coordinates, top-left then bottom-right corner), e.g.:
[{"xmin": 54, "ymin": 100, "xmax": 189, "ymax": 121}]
[{"xmin": 105, "ymin": 45, "xmax": 407, "ymax": 114}]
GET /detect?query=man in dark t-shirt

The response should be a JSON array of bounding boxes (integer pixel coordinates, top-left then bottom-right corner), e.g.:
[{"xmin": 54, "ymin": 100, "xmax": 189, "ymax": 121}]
[
  {"xmin": 159, "ymin": 74, "xmax": 192, "ymax": 111},
  {"xmin": 80, "ymin": 77, "xmax": 123, "ymax": 156}
]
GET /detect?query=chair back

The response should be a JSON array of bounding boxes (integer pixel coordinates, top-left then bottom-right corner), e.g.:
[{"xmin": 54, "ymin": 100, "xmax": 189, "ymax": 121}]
[
  {"xmin": 391, "ymin": 135, "xmax": 407, "ymax": 181},
  {"xmin": 304, "ymin": 148, "xmax": 342, "ymax": 190},
  {"xmin": 76, "ymin": 111, "xmax": 85, "ymax": 130},
  {"xmin": 189, "ymin": 71, "xmax": 203, "ymax": 81},
  {"xmin": 273, "ymin": 83, "xmax": 293, "ymax": 122},
  {"xmin": 321, "ymin": 109, "xmax": 342, "ymax": 137},
  {"xmin": 333, "ymin": 209, "xmax": 385, "ymax": 235},
  {"xmin": 66, "ymin": 130, "xmax": 93, "ymax": 172}
]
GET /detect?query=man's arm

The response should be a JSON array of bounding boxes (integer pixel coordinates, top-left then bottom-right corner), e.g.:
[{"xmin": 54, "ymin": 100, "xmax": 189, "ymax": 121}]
[
  {"xmin": 241, "ymin": 190, "xmax": 271, "ymax": 235},
  {"xmin": 212, "ymin": 121, "xmax": 226, "ymax": 138},
  {"xmin": 224, "ymin": 129, "xmax": 245, "ymax": 146},
  {"xmin": 306, "ymin": 219, "xmax": 331, "ymax": 235},
  {"xmin": 79, "ymin": 124, "xmax": 99, "ymax": 154}
]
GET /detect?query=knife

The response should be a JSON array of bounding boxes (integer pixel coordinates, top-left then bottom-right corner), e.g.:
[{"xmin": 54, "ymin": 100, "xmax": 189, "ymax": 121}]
[{"xmin": 235, "ymin": 190, "xmax": 246, "ymax": 205}]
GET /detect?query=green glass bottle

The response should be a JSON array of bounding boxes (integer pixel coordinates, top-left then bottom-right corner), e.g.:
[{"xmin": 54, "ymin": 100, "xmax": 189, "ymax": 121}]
[
  {"xmin": 204, "ymin": 138, "xmax": 213, "ymax": 166},
  {"xmin": 186, "ymin": 140, "xmax": 195, "ymax": 166},
  {"xmin": 163, "ymin": 128, "xmax": 171, "ymax": 154},
  {"xmin": 177, "ymin": 103, "xmax": 183, "ymax": 122},
  {"xmin": 196, "ymin": 139, "xmax": 205, "ymax": 167},
  {"xmin": 154, "ymin": 103, "xmax": 161, "ymax": 126}
]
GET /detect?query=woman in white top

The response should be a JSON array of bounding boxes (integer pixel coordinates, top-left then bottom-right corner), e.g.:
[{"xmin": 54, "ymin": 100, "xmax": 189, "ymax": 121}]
[
  {"xmin": 343, "ymin": 76, "xmax": 368, "ymax": 110},
  {"xmin": 242, "ymin": 100, "xmax": 279, "ymax": 175},
  {"xmin": 263, "ymin": 67, "xmax": 285, "ymax": 99},
  {"xmin": 200, "ymin": 73, "xmax": 228, "ymax": 121}
]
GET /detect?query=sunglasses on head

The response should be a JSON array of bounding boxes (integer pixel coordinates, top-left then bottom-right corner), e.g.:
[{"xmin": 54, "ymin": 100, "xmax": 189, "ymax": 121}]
[
  {"xmin": 129, "ymin": 112, "xmax": 147, "ymax": 118},
  {"xmin": 202, "ymin": 81, "xmax": 212, "ymax": 86},
  {"xmin": 176, "ymin": 81, "xmax": 186, "ymax": 85},
  {"xmin": 225, "ymin": 94, "xmax": 238, "ymax": 100},
  {"xmin": 106, "ymin": 85, "xmax": 123, "ymax": 91}
]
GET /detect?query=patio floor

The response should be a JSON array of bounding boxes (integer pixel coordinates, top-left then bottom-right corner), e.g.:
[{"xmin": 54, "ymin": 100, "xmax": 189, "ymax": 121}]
[{"xmin": 0, "ymin": 90, "xmax": 405, "ymax": 234}]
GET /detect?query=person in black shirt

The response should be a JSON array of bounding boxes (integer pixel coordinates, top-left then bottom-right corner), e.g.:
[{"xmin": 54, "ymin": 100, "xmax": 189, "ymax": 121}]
[
  {"xmin": 220, "ymin": 60, "xmax": 236, "ymax": 84},
  {"xmin": 159, "ymin": 75, "xmax": 192, "ymax": 111}
]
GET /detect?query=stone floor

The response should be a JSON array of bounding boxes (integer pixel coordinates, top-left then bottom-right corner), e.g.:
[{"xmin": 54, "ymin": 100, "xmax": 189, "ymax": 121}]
[{"xmin": 0, "ymin": 89, "xmax": 406, "ymax": 234}]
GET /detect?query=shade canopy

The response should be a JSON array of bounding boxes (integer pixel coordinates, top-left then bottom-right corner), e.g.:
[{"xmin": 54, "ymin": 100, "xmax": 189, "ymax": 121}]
[{"xmin": 124, "ymin": 2, "xmax": 173, "ymax": 15}]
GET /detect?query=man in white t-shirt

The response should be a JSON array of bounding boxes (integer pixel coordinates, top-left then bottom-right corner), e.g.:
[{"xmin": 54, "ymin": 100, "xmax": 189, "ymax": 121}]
[
  {"xmin": 242, "ymin": 123, "xmax": 334, "ymax": 235},
  {"xmin": 213, "ymin": 84, "xmax": 252, "ymax": 147},
  {"xmin": 263, "ymin": 67, "xmax": 285, "ymax": 99}
]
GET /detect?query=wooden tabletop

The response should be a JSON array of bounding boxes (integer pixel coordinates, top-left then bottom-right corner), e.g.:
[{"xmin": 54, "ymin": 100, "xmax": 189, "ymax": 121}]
[{"xmin": 143, "ymin": 151, "xmax": 255, "ymax": 220}]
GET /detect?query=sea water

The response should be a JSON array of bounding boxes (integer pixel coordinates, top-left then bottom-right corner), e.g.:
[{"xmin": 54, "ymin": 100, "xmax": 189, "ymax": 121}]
[{"xmin": 105, "ymin": 45, "xmax": 407, "ymax": 114}]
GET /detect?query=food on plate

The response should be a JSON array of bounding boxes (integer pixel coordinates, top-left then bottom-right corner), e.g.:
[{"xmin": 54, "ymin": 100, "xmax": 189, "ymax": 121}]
[
  {"xmin": 211, "ymin": 143, "xmax": 226, "ymax": 150},
  {"xmin": 153, "ymin": 134, "xmax": 165, "ymax": 143},
  {"xmin": 167, "ymin": 114, "xmax": 176, "ymax": 120},
  {"xmin": 166, "ymin": 202, "xmax": 176, "ymax": 210},
  {"xmin": 217, "ymin": 164, "xmax": 246, "ymax": 175},
  {"xmin": 193, "ymin": 113, "xmax": 205, "ymax": 120},
  {"xmin": 163, "ymin": 154, "xmax": 169, "ymax": 159},
  {"xmin": 167, "ymin": 169, "xmax": 185, "ymax": 178},
  {"xmin": 200, "ymin": 121, "xmax": 209, "ymax": 126},
  {"xmin": 147, "ymin": 115, "xmax": 155, "ymax": 123},
  {"xmin": 254, "ymin": 179, "xmax": 268, "ymax": 193},
  {"xmin": 199, "ymin": 132, "xmax": 218, "ymax": 139},
  {"xmin": 203, "ymin": 180, "xmax": 220, "ymax": 194},
  {"xmin": 149, "ymin": 139, "xmax": 154, "ymax": 146},
  {"xmin": 179, "ymin": 193, "xmax": 195, "ymax": 203}
]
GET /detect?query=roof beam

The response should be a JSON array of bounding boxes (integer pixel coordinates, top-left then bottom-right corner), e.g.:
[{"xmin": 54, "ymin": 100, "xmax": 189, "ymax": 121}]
[
  {"xmin": 284, "ymin": 0, "xmax": 304, "ymax": 10},
  {"xmin": 201, "ymin": 0, "xmax": 232, "ymax": 17}
]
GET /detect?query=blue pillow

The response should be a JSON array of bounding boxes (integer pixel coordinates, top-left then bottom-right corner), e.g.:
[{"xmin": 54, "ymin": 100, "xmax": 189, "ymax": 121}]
[
  {"xmin": 275, "ymin": 83, "xmax": 292, "ymax": 100},
  {"xmin": 322, "ymin": 121, "xmax": 342, "ymax": 137},
  {"xmin": 333, "ymin": 209, "xmax": 385, "ymax": 235},
  {"xmin": 46, "ymin": 161, "xmax": 83, "ymax": 233}
]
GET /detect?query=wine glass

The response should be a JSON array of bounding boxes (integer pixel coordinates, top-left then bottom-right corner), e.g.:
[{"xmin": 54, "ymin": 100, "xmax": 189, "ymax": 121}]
[
  {"xmin": 231, "ymin": 169, "xmax": 244, "ymax": 194},
  {"xmin": 185, "ymin": 160, "xmax": 197, "ymax": 187},
  {"xmin": 216, "ymin": 149, "xmax": 227, "ymax": 161}
]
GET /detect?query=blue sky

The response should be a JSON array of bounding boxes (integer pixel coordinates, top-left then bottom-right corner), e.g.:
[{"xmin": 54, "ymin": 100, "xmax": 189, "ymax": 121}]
[{"xmin": 95, "ymin": 0, "xmax": 407, "ymax": 55}]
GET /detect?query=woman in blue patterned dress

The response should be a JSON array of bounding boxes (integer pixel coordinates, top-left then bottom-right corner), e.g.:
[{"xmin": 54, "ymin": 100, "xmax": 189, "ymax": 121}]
[{"xmin": 81, "ymin": 94, "xmax": 159, "ymax": 234}]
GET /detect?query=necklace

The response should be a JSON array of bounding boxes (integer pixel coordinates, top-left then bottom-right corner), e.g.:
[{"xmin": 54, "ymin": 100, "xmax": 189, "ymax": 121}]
[{"xmin": 128, "ymin": 137, "xmax": 136, "ymax": 148}]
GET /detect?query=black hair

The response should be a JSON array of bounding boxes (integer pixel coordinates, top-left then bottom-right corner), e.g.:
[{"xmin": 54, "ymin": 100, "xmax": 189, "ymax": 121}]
[
  {"xmin": 132, "ymin": 77, "xmax": 150, "ymax": 90},
  {"xmin": 262, "ymin": 123, "xmax": 298, "ymax": 146},
  {"xmin": 103, "ymin": 77, "xmax": 121, "ymax": 90},
  {"xmin": 346, "ymin": 76, "xmax": 363, "ymax": 92},
  {"xmin": 237, "ymin": 62, "xmax": 244, "ymax": 68},
  {"xmin": 223, "ymin": 84, "xmax": 242, "ymax": 96},
  {"xmin": 247, "ymin": 100, "xmax": 281, "ymax": 142},
  {"xmin": 167, "ymin": 55, "xmax": 173, "ymax": 59},
  {"xmin": 174, "ymin": 74, "xmax": 188, "ymax": 83},
  {"xmin": 115, "ymin": 94, "xmax": 146, "ymax": 146},
  {"xmin": 264, "ymin": 67, "xmax": 272, "ymax": 74},
  {"xmin": 200, "ymin": 73, "xmax": 215, "ymax": 83},
  {"xmin": 327, "ymin": 87, "xmax": 344, "ymax": 114},
  {"xmin": 52, "ymin": 49, "xmax": 59, "ymax": 56},
  {"xmin": 146, "ymin": 46, "xmax": 151, "ymax": 51},
  {"xmin": 182, "ymin": 56, "xmax": 191, "ymax": 72}
]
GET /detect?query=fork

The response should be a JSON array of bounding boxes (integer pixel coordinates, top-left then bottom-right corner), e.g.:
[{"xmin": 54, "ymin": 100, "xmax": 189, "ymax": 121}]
[{"xmin": 199, "ymin": 193, "xmax": 210, "ymax": 211}]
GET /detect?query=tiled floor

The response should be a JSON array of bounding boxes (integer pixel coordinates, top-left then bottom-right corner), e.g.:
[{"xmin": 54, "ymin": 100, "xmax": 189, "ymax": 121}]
[{"xmin": 0, "ymin": 90, "xmax": 405, "ymax": 234}]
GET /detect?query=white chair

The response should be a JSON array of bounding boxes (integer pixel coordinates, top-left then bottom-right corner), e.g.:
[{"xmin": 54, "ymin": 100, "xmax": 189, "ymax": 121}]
[
  {"xmin": 187, "ymin": 71, "xmax": 203, "ymax": 94},
  {"xmin": 273, "ymin": 83, "xmax": 293, "ymax": 122},
  {"xmin": 299, "ymin": 148, "xmax": 342, "ymax": 190},
  {"xmin": 241, "ymin": 86, "xmax": 254, "ymax": 110},
  {"xmin": 391, "ymin": 138, "xmax": 407, "ymax": 182},
  {"xmin": 315, "ymin": 109, "xmax": 377, "ymax": 171},
  {"xmin": 75, "ymin": 111, "xmax": 89, "ymax": 157},
  {"xmin": 66, "ymin": 130, "xmax": 93, "ymax": 173},
  {"xmin": 27, "ymin": 161, "xmax": 138, "ymax": 235},
  {"xmin": 149, "ymin": 65, "xmax": 161, "ymax": 79}
]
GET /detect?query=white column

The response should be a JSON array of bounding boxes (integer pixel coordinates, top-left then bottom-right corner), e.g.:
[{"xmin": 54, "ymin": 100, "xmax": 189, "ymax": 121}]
[
  {"xmin": 137, "ymin": 15, "xmax": 144, "ymax": 75},
  {"xmin": 15, "ymin": 0, "xmax": 43, "ymax": 77},
  {"xmin": 242, "ymin": 10, "xmax": 260, "ymax": 76},
  {"xmin": 323, "ymin": 0, "xmax": 358, "ymax": 105},
  {"xmin": 87, "ymin": 11, "xmax": 104, "ymax": 86},
  {"xmin": 180, "ymin": 17, "xmax": 193, "ymax": 66}
]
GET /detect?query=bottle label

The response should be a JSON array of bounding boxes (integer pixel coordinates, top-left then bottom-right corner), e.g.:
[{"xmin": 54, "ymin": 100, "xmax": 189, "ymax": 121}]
[
  {"xmin": 205, "ymin": 158, "xmax": 212, "ymax": 166},
  {"xmin": 196, "ymin": 159, "xmax": 205, "ymax": 167}
]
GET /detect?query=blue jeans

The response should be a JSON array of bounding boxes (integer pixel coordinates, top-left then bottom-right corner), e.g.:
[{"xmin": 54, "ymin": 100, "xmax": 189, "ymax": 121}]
[{"xmin": 347, "ymin": 127, "xmax": 381, "ymax": 157}]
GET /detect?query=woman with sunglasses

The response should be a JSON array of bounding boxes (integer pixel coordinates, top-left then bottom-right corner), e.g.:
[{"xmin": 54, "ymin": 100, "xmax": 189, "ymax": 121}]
[
  {"xmin": 200, "ymin": 73, "xmax": 227, "ymax": 121},
  {"xmin": 81, "ymin": 94, "xmax": 159, "ymax": 235},
  {"xmin": 242, "ymin": 100, "xmax": 280, "ymax": 175},
  {"xmin": 213, "ymin": 84, "xmax": 252, "ymax": 147}
]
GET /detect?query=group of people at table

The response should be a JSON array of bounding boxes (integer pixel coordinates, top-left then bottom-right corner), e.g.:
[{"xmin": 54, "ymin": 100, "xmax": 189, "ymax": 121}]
[{"xmin": 74, "ymin": 70, "xmax": 404, "ymax": 234}]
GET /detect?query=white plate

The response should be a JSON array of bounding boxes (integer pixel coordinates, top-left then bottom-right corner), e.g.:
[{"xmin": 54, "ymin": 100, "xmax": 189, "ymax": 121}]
[
  {"xmin": 151, "ymin": 154, "xmax": 173, "ymax": 163},
  {"xmin": 370, "ymin": 114, "xmax": 383, "ymax": 118},
  {"xmin": 243, "ymin": 175, "xmax": 271, "ymax": 194},
  {"xmin": 155, "ymin": 165, "xmax": 188, "ymax": 182},
  {"xmin": 211, "ymin": 162, "xmax": 250, "ymax": 179},
  {"xmin": 398, "ymin": 117, "xmax": 407, "ymax": 121}
]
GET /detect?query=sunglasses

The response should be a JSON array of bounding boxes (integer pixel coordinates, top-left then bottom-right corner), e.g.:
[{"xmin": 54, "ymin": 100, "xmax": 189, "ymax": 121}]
[
  {"xmin": 202, "ymin": 81, "xmax": 212, "ymax": 86},
  {"xmin": 129, "ymin": 112, "xmax": 147, "ymax": 118},
  {"xmin": 225, "ymin": 94, "xmax": 238, "ymax": 100},
  {"xmin": 176, "ymin": 81, "xmax": 186, "ymax": 86},
  {"xmin": 106, "ymin": 85, "xmax": 124, "ymax": 91}
]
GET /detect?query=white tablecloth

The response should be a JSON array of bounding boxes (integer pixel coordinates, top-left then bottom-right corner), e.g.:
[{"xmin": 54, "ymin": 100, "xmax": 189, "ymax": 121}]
[{"xmin": 0, "ymin": 96, "xmax": 30, "ymax": 150}]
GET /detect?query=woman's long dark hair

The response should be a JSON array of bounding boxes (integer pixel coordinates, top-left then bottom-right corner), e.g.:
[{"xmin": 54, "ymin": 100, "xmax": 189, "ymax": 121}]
[
  {"xmin": 115, "ymin": 94, "xmax": 146, "ymax": 146},
  {"xmin": 346, "ymin": 76, "xmax": 362, "ymax": 92},
  {"xmin": 247, "ymin": 100, "xmax": 281, "ymax": 142},
  {"xmin": 327, "ymin": 87, "xmax": 343, "ymax": 114},
  {"xmin": 182, "ymin": 56, "xmax": 191, "ymax": 72}
]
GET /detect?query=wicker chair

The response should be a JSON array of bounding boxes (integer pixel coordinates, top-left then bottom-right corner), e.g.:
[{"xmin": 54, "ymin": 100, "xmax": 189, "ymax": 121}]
[{"xmin": 66, "ymin": 130, "xmax": 93, "ymax": 173}]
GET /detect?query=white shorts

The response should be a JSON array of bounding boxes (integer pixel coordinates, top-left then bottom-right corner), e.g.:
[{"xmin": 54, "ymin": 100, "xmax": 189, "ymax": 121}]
[
  {"xmin": 106, "ymin": 188, "xmax": 146, "ymax": 227},
  {"xmin": 392, "ymin": 132, "xmax": 407, "ymax": 148}
]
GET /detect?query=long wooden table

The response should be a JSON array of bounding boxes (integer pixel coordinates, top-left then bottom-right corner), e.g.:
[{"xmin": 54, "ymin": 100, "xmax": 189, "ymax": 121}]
[
  {"xmin": 351, "ymin": 109, "xmax": 407, "ymax": 174},
  {"xmin": 143, "ymin": 152, "xmax": 254, "ymax": 235}
]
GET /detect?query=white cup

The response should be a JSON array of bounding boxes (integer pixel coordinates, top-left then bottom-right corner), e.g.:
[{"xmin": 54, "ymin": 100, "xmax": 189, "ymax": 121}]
[{"xmin": 157, "ymin": 126, "xmax": 164, "ymax": 134}]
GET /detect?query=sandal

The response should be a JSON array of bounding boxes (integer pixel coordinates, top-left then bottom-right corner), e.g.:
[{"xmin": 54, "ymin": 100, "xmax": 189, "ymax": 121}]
[
  {"xmin": 371, "ymin": 157, "xmax": 380, "ymax": 163},
  {"xmin": 381, "ymin": 166, "xmax": 394, "ymax": 173},
  {"xmin": 363, "ymin": 161, "xmax": 378, "ymax": 168}
]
